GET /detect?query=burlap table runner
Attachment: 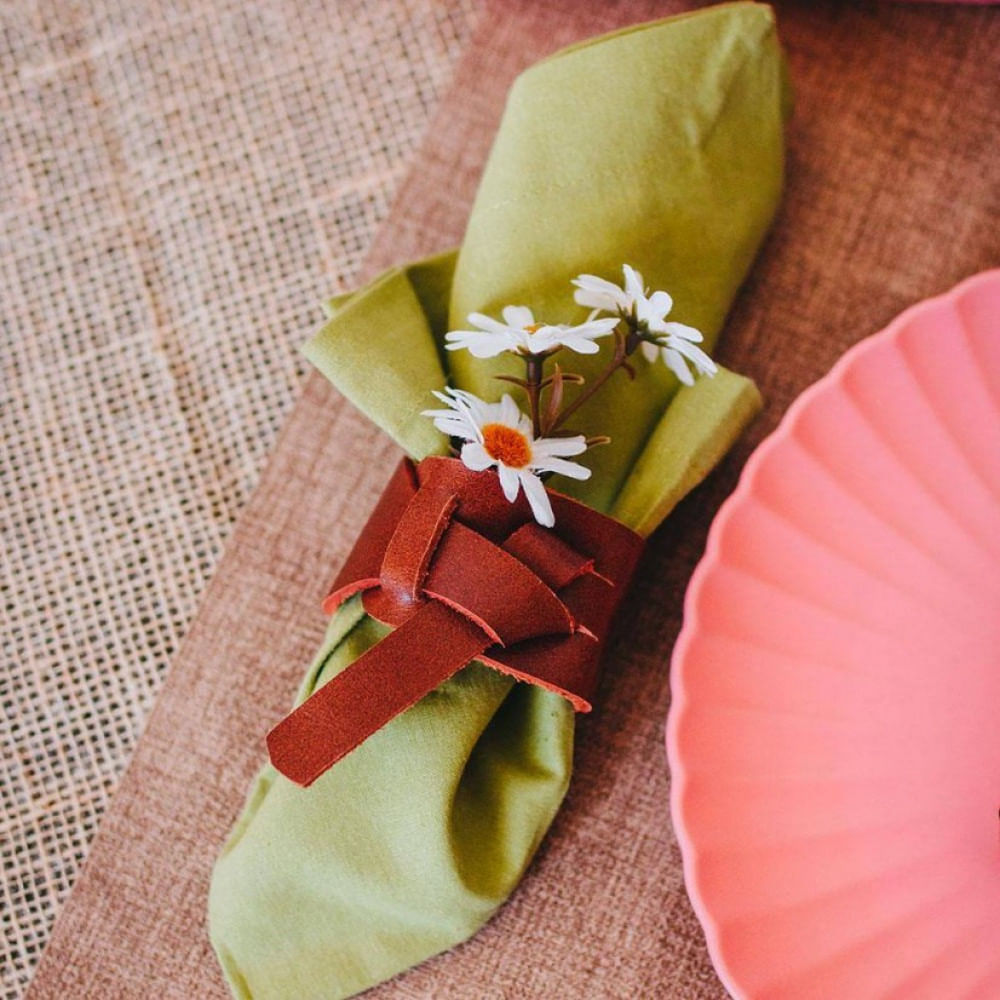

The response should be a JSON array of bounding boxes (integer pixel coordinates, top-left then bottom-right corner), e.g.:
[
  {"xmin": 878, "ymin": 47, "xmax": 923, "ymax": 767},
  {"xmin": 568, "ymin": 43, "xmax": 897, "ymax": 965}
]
[
  {"xmin": 20, "ymin": 1, "xmax": 1000, "ymax": 997},
  {"xmin": 1, "ymin": 3, "xmax": 479, "ymax": 997}
]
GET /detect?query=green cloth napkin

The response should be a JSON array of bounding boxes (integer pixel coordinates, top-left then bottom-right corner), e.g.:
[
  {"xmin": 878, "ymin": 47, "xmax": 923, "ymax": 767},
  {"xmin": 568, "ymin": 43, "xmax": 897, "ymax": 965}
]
[{"xmin": 209, "ymin": 5, "xmax": 785, "ymax": 997}]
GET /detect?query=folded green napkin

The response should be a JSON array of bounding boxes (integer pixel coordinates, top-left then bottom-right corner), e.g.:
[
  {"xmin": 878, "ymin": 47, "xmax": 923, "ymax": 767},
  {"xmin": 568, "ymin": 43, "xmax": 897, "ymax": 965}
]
[{"xmin": 209, "ymin": 5, "xmax": 786, "ymax": 997}]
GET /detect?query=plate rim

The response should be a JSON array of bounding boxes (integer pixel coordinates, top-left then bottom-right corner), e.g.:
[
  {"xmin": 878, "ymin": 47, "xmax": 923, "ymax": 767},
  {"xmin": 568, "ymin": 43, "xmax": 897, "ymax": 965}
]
[{"xmin": 665, "ymin": 267, "xmax": 1000, "ymax": 999}]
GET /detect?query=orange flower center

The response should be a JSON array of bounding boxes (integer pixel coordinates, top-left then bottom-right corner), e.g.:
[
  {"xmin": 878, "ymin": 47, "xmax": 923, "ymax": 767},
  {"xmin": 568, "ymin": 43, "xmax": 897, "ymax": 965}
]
[
  {"xmin": 482, "ymin": 423, "xmax": 532, "ymax": 468},
  {"xmin": 523, "ymin": 323, "xmax": 542, "ymax": 333}
]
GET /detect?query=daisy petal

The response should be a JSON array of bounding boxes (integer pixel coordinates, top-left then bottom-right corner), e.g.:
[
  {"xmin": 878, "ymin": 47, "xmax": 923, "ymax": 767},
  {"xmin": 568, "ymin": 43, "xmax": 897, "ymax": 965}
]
[
  {"xmin": 531, "ymin": 435, "xmax": 587, "ymax": 458},
  {"xmin": 460, "ymin": 442, "xmax": 494, "ymax": 472},
  {"xmin": 536, "ymin": 456, "xmax": 591, "ymax": 480},
  {"xmin": 469, "ymin": 341, "xmax": 515, "ymax": 359},
  {"xmin": 660, "ymin": 321, "xmax": 703, "ymax": 343},
  {"xmin": 421, "ymin": 387, "xmax": 491, "ymax": 441},
  {"xmin": 640, "ymin": 340, "xmax": 659, "ymax": 363},
  {"xmin": 571, "ymin": 274, "xmax": 628, "ymax": 313},
  {"xmin": 558, "ymin": 336, "xmax": 601, "ymax": 355},
  {"xmin": 427, "ymin": 416, "xmax": 471, "ymax": 438},
  {"xmin": 498, "ymin": 393, "xmax": 520, "ymax": 426},
  {"xmin": 668, "ymin": 335, "xmax": 717, "ymax": 374},
  {"xmin": 526, "ymin": 326, "xmax": 563, "ymax": 351},
  {"xmin": 502, "ymin": 305, "xmax": 535, "ymax": 329},
  {"xmin": 573, "ymin": 289, "xmax": 615, "ymax": 312},
  {"xmin": 573, "ymin": 274, "xmax": 621, "ymax": 296},
  {"xmin": 663, "ymin": 347, "xmax": 695, "ymax": 386},
  {"xmin": 623, "ymin": 264, "xmax": 645, "ymax": 302},
  {"xmin": 444, "ymin": 331, "xmax": 512, "ymax": 358},
  {"xmin": 647, "ymin": 289, "xmax": 674, "ymax": 317},
  {"xmin": 459, "ymin": 391, "xmax": 492, "ymax": 426},
  {"xmin": 586, "ymin": 317, "xmax": 621, "ymax": 334},
  {"xmin": 466, "ymin": 312, "xmax": 513, "ymax": 336},
  {"xmin": 498, "ymin": 463, "xmax": 521, "ymax": 503},
  {"xmin": 519, "ymin": 470, "xmax": 554, "ymax": 527}
]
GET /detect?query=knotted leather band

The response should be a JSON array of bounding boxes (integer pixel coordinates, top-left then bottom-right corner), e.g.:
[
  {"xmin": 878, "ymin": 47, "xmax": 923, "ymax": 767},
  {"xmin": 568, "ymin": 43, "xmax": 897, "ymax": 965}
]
[{"xmin": 267, "ymin": 456, "xmax": 644, "ymax": 786}]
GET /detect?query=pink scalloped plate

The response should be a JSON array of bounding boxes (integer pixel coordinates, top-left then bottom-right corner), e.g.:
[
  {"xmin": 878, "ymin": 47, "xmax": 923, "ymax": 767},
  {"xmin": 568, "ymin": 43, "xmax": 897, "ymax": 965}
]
[{"xmin": 667, "ymin": 270, "xmax": 1000, "ymax": 1000}]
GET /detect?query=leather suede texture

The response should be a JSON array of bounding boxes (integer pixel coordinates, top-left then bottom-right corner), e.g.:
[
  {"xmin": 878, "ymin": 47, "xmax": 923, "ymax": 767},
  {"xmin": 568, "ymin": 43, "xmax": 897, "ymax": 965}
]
[{"xmin": 267, "ymin": 456, "xmax": 644, "ymax": 786}]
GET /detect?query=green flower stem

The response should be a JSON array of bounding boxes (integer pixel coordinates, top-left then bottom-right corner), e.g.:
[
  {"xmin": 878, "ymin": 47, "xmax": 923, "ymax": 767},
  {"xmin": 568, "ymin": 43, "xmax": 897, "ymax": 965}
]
[
  {"xmin": 547, "ymin": 320, "xmax": 637, "ymax": 434},
  {"xmin": 524, "ymin": 355, "xmax": 544, "ymax": 436}
]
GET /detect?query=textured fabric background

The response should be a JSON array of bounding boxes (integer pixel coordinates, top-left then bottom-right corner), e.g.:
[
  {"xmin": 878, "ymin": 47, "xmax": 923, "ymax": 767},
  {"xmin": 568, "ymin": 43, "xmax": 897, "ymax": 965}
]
[
  {"xmin": 1, "ymin": 3, "xmax": 480, "ymax": 997},
  {"xmin": 7, "ymin": 0, "xmax": 1000, "ymax": 998}
]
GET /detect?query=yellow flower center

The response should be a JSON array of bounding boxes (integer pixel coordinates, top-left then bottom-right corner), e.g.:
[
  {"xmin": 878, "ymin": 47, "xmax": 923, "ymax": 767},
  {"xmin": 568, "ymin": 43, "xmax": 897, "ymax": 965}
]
[
  {"xmin": 523, "ymin": 323, "xmax": 542, "ymax": 334},
  {"xmin": 482, "ymin": 423, "xmax": 532, "ymax": 468}
]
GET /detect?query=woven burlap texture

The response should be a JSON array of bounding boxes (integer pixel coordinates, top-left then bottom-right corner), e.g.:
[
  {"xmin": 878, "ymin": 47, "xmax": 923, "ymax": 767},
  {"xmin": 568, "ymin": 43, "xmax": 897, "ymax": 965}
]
[
  {"xmin": 0, "ymin": 2, "xmax": 481, "ymax": 997},
  {"xmin": 9, "ymin": 0, "xmax": 1000, "ymax": 998}
]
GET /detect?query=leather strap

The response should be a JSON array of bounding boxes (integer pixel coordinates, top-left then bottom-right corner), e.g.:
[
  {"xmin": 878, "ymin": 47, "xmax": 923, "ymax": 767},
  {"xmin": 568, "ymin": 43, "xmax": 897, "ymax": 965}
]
[{"xmin": 267, "ymin": 456, "xmax": 644, "ymax": 786}]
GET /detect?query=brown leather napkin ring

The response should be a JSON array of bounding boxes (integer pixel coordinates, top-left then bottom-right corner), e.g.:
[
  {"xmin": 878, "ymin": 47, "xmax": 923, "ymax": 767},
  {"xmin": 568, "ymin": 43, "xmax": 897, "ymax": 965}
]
[{"xmin": 267, "ymin": 456, "xmax": 644, "ymax": 786}]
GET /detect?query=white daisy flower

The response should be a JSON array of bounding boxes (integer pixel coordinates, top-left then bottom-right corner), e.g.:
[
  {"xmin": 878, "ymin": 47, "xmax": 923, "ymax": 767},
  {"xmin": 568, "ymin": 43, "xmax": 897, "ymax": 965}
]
[
  {"xmin": 422, "ymin": 387, "xmax": 591, "ymax": 527},
  {"xmin": 573, "ymin": 264, "xmax": 716, "ymax": 386},
  {"xmin": 571, "ymin": 271, "xmax": 633, "ymax": 315},
  {"xmin": 640, "ymin": 327, "xmax": 718, "ymax": 387},
  {"xmin": 574, "ymin": 264, "xmax": 675, "ymax": 327},
  {"xmin": 444, "ymin": 305, "xmax": 618, "ymax": 358}
]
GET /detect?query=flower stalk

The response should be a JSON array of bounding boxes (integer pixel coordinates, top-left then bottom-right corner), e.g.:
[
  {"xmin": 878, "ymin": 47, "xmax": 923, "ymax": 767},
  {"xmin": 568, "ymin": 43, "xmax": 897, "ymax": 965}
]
[
  {"xmin": 546, "ymin": 323, "xmax": 640, "ymax": 434},
  {"xmin": 524, "ymin": 355, "xmax": 544, "ymax": 437}
]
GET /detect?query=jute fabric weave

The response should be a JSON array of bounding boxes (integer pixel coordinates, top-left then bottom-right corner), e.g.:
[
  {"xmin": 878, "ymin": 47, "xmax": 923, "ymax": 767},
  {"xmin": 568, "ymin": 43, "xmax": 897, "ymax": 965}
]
[
  {"xmin": 1, "ymin": 3, "xmax": 480, "ymax": 996},
  {"xmin": 10, "ymin": 0, "xmax": 1000, "ymax": 998}
]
